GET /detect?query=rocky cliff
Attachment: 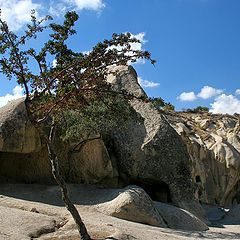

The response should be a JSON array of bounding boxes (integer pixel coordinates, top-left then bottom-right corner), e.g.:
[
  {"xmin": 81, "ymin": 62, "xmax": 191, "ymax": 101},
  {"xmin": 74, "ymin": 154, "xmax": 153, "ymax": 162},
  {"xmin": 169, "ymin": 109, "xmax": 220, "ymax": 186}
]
[{"xmin": 167, "ymin": 111, "xmax": 240, "ymax": 207}]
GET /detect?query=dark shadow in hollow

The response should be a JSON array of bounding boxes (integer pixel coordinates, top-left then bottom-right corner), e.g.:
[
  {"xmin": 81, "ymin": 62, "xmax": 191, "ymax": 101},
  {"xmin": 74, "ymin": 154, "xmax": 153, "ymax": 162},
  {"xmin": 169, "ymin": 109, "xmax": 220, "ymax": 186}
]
[
  {"xmin": 129, "ymin": 178, "xmax": 172, "ymax": 203},
  {"xmin": 195, "ymin": 175, "xmax": 201, "ymax": 183}
]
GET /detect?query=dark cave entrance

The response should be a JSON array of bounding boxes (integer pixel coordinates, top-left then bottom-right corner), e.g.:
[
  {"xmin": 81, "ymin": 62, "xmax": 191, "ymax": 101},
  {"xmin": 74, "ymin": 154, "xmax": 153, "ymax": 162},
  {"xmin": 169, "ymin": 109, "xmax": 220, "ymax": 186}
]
[
  {"xmin": 130, "ymin": 179, "xmax": 172, "ymax": 203},
  {"xmin": 195, "ymin": 175, "xmax": 201, "ymax": 183}
]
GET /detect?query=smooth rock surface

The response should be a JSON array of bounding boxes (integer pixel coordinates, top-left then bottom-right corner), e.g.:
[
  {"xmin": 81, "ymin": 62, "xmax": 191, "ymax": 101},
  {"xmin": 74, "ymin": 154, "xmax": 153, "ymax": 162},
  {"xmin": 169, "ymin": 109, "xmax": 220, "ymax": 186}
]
[
  {"xmin": 155, "ymin": 202, "xmax": 209, "ymax": 231},
  {"xmin": 67, "ymin": 138, "xmax": 114, "ymax": 183},
  {"xmin": 1, "ymin": 184, "xmax": 240, "ymax": 240},
  {"xmin": 96, "ymin": 186, "xmax": 167, "ymax": 227},
  {"xmin": 0, "ymin": 99, "xmax": 113, "ymax": 184},
  {"xmin": 0, "ymin": 98, "xmax": 41, "ymax": 153},
  {"xmin": 0, "ymin": 205, "xmax": 60, "ymax": 240}
]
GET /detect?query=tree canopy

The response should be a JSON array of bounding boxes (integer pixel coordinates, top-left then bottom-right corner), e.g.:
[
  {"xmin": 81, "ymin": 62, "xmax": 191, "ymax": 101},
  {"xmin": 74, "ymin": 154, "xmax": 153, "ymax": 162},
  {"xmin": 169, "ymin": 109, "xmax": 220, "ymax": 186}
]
[
  {"xmin": 149, "ymin": 97, "xmax": 175, "ymax": 111},
  {"xmin": 0, "ymin": 10, "xmax": 154, "ymax": 125},
  {"xmin": 184, "ymin": 106, "xmax": 209, "ymax": 113}
]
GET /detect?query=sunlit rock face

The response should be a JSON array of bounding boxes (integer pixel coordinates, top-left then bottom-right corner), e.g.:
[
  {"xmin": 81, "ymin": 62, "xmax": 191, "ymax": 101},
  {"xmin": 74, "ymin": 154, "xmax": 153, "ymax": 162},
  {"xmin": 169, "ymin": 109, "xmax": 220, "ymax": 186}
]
[
  {"xmin": 0, "ymin": 98, "xmax": 41, "ymax": 153},
  {"xmin": 168, "ymin": 111, "xmax": 240, "ymax": 207},
  {"xmin": 0, "ymin": 99, "xmax": 113, "ymax": 184}
]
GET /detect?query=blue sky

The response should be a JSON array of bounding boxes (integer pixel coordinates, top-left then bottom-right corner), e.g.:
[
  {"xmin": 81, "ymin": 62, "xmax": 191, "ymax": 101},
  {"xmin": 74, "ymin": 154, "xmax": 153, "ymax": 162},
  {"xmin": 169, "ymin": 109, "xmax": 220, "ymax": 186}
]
[{"xmin": 0, "ymin": 0, "xmax": 240, "ymax": 114}]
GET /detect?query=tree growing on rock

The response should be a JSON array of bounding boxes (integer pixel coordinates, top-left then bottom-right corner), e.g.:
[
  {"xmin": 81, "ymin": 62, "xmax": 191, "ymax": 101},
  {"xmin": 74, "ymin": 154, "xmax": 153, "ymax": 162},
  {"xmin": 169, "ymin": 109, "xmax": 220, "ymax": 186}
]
[
  {"xmin": 185, "ymin": 106, "xmax": 209, "ymax": 113},
  {"xmin": 0, "ymin": 10, "xmax": 154, "ymax": 240},
  {"xmin": 149, "ymin": 97, "xmax": 175, "ymax": 111}
]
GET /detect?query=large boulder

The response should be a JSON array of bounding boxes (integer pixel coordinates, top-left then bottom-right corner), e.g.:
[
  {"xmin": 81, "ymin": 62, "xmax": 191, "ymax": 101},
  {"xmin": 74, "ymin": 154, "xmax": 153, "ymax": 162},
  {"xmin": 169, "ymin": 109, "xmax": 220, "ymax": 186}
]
[
  {"xmin": 0, "ymin": 98, "xmax": 41, "ymax": 153},
  {"xmin": 0, "ymin": 99, "xmax": 113, "ymax": 184},
  {"xmin": 67, "ymin": 138, "xmax": 114, "ymax": 184},
  {"xmin": 154, "ymin": 202, "xmax": 208, "ymax": 231},
  {"xmin": 168, "ymin": 112, "xmax": 240, "ymax": 207},
  {"xmin": 222, "ymin": 204, "xmax": 240, "ymax": 224},
  {"xmin": 95, "ymin": 186, "xmax": 167, "ymax": 227},
  {"xmin": 0, "ymin": 99, "xmax": 53, "ymax": 183},
  {"xmin": 107, "ymin": 66, "xmax": 203, "ymax": 219},
  {"xmin": 96, "ymin": 186, "xmax": 208, "ymax": 231}
]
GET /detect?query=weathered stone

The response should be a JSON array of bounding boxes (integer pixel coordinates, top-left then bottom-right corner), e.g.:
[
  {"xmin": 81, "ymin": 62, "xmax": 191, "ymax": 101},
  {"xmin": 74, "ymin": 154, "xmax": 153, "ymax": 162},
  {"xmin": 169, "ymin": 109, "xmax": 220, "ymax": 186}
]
[
  {"xmin": 0, "ymin": 100, "xmax": 70, "ymax": 182},
  {"xmin": 0, "ymin": 206, "xmax": 60, "ymax": 239},
  {"xmin": 107, "ymin": 66, "xmax": 202, "ymax": 218},
  {"xmin": 222, "ymin": 204, "xmax": 240, "ymax": 224},
  {"xmin": 68, "ymin": 138, "xmax": 114, "ymax": 183},
  {"xmin": 0, "ymin": 66, "xmax": 206, "ymax": 222},
  {"xmin": 0, "ymin": 99, "xmax": 113, "ymax": 184},
  {"xmin": 0, "ymin": 98, "xmax": 41, "ymax": 153},
  {"xmin": 1, "ymin": 184, "xmax": 240, "ymax": 240},
  {"xmin": 168, "ymin": 112, "xmax": 240, "ymax": 207},
  {"xmin": 155, "ymin": 202, "xmax": 209, "ymax": 231},
  {"xmin": 95, "ymin": 186, "xmax": 167, "ymax": 227},
  {"xmin": 0, "ymin": 139, "xmax": 113, "ymax": 184},
  {"xmin": 0, "ymin": 150, "xmax": 54, "ymax": 183}
]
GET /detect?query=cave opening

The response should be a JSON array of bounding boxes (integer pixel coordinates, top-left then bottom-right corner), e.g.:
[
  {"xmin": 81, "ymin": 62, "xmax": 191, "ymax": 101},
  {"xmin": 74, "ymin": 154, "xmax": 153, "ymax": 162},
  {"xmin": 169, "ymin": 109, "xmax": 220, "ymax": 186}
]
[
  {"xmin": 195, "ymin": 175, "xmax": 201, "ymax": 183},
  {"xmin": 130, "ymin": 179, "xmax": 172, "ymax": 203}
]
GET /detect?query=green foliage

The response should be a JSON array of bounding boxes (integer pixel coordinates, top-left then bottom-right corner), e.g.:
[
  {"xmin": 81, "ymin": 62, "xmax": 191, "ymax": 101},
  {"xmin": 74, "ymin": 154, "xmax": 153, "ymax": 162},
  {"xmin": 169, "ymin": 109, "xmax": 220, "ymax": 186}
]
[
  {"xmin": 0, "ymin": 10, "xmax": 154, "ymax": 140},
  {"xmin": 185, "ymin": 106, "xmax": 209, "ymax": 113},
  {"xmin": 0, "ymin": 12, "xmax": 156, "ymax": 239},
  {"xmin": 162, "ymin": 103, "xmax": 175, "ymax": 111},
  {"xmin": 149, "ymin": 97, "xmax": 175, "ymax": 111},
  {"xmin": 60, "ymin": 97, "xmax": 140, "ymax": 142},
  {"xmin": 194, "ymin": 106, "xmax": 209, "ymax": 112},
  {"xmin": 149, "ymin": 97, "xmax": 165, "ymax": 109},
  {"xmin": 0, "ymin": 10, "xmax": 52, "ymax": 95}
]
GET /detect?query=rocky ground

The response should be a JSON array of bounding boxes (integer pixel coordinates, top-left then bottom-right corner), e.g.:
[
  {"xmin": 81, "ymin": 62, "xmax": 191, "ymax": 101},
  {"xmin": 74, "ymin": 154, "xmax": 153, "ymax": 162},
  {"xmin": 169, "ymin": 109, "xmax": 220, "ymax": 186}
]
[{"xmin": 1, "ymin": 184, "xmax": 240, "ymax": 240}]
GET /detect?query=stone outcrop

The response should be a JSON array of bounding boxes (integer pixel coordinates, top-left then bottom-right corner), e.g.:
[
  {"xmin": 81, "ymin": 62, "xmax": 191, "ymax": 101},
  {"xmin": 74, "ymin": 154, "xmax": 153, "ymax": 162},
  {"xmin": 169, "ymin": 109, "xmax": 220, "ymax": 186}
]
[
  {"xmin": 0, "ymin": 98, "xmax": 41, "ymax": 153},
  {"xmin": 96, "ymin": 185, "xmax": 208, "ymax": 231},
  {"xmin": 2, "ymin": 184, "xmax": 240, "ymax": 240},
  {"xmin": 0, "ymin": 99, "xmax": 53, "ymax": 183},
  {"xmin": 0, "ymin": 99, "xmax": 113, "ymax": 184},
  {"xmin": 68, "ymin": 138, "xmax": 114, "ymax": 184},
  {"xmin": 154, "ymin": 202, "xmax": 208, "ymax": 231},
  {"xmin": 167, "ymin": 112, "xmax": 240, "ymax": 207},
  {"xmin": 107, "ymin": 66, "xmax": 203, "ymax": 219},
  {"xmin": 96, "ymin": 185, "xmax": 167, "ymax": 228},
  {"xmin": 3, "ymin": 66, "xmax": 240, "ymax": 232},
  {"xmin": 0, "ymin": 205, "xmax": 60, "ymax": 239}
]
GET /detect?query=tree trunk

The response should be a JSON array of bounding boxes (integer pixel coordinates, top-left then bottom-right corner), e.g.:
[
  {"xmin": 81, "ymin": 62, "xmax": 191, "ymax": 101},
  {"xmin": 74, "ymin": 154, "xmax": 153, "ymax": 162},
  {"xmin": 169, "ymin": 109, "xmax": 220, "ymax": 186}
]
[
  {"xmin": 46, "ymin": 137, "xmax": 91, "ymax": 240},
  {"xmin": 24, "ymin": 100, "xmax": 91, "ymax": 240}
]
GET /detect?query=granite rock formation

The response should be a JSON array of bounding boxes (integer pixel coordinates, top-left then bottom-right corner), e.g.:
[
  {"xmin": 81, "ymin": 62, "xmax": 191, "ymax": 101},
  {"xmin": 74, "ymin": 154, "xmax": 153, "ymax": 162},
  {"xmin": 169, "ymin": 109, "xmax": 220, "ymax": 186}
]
[
  {"xmin": 0, "ymin": 99, "xmax": 113, "ymax": 184},
  {"xmin": 107, "ymin": 66, "xmax": 203, "ymax": 219},
  {"xmin": 0, "ymin": 98, "xmax": 41, "ymax": 153},
  {"xmin": 0, "ymin": 66, "xmax": 204, "ymax": 221},
  {"xmin": 167, "ymin": 111, "xmax": 240, "ymax": 207},
  {"xmin": 96, "ymin": 185, "xmax": 167, "ymax": 228},
  {"xmin": 96, "ymin": 185, "xmax": 208, "ymax": 231}
]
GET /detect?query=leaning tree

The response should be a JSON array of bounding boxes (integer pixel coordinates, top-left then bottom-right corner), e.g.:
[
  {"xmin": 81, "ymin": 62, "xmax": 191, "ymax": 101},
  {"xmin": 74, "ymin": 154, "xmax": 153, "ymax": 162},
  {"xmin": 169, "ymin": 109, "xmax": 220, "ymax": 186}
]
[{"xmin": 0, "ymin": 10, "xmax": 154, "ymax": 240}]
